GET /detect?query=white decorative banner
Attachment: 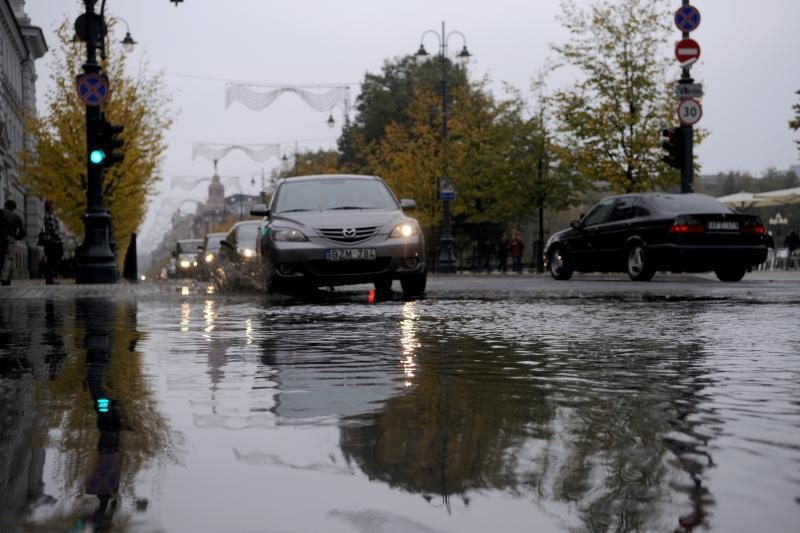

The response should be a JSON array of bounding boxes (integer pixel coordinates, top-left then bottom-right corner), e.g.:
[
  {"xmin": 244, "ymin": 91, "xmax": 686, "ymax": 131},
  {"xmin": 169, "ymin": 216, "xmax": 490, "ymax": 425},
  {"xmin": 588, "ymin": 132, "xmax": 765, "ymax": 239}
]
[
  {"xmin": 225, "ymin": 84, "xmax": 350, "ymax": 113},
  {"xmin": 191, "ymin": 143, "xmax": 282, "ymax": 163}
]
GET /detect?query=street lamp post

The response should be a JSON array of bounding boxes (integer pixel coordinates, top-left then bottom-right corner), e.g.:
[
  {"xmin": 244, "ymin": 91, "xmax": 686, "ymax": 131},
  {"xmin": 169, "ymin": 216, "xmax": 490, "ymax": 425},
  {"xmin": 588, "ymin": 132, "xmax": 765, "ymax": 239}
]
[
  {"xmin": 281, "ymin": 141, "xmax": 301, "ymax": 176},
  {"xmin": 74, "ymin": 0, "xmax": 119, "ymax": 283},
  {"xmin": 415, "ymin": 21, "xmax": 471, "ymax": 273}
]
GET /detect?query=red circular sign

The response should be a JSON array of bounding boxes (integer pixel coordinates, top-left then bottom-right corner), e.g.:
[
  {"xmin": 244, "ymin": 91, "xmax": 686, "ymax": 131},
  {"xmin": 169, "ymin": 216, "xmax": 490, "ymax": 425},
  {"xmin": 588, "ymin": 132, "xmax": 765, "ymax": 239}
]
[
  {"xmin": 677, "ymin": 98, "xmax": 703, "ymax": 126},
  {"xmin": 675, "ymin": 38, "xmax": 701, "ymax": 64}
]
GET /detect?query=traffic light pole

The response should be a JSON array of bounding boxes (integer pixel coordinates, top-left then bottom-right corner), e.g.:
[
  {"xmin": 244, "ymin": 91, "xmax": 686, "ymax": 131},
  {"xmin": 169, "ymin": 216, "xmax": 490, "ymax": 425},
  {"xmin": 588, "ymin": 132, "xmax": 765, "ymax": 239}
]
[{"xmin": 74, "ymin": 0, "xmax": 118, "ymax": 284}]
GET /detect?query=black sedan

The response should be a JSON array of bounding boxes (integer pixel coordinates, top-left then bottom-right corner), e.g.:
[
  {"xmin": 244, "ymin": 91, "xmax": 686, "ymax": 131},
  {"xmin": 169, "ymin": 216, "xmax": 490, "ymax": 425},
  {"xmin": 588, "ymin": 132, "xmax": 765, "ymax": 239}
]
[{"xmin": 544, "ymin": 193, "xmax": 768, "ymax": 282}]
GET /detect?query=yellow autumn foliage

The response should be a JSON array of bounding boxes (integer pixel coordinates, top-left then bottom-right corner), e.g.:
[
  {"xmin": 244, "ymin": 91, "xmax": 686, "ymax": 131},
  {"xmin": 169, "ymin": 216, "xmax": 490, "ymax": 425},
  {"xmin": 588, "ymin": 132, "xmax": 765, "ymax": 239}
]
[{"xmin": 21, "ymin": 20, "xmax": 171, "ymax": 262}]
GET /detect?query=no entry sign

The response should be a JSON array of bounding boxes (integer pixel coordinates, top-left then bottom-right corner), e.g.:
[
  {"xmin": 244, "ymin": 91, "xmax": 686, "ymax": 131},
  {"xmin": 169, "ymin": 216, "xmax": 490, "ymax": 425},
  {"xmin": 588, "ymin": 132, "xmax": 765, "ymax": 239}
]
[
  {"xmin": 677, "ymin": 98, "xmax": 703, "ymax": 126},
  {"xmin": 675, "ymin": 38, "xmax": 701, "ymax": 64}
]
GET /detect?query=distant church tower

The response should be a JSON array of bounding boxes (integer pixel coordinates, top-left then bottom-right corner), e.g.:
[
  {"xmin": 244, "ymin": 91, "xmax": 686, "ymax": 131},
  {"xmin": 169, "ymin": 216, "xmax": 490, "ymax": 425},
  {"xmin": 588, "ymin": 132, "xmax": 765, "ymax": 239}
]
[{"xmin": 206, "ymin": 159, "xmax": 225, "ymax": 209}]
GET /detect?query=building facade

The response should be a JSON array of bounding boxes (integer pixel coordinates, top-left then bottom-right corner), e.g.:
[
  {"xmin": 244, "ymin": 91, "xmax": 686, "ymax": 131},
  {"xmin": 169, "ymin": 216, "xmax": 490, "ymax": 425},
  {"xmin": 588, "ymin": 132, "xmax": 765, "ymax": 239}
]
[{"xmin": 0, "ymin": 0, "xmax": 46, "ymax": 278}]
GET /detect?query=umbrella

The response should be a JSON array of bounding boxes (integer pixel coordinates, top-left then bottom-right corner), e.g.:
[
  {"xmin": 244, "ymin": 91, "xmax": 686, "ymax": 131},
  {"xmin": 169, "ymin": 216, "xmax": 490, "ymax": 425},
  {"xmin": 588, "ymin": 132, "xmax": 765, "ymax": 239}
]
[
  {"xmin": 754, "ymin": 187, "xmax": 800, "ymax": 205},
  {"xmin": 716, "ymin": 191, "xmax": 783, "ymax": 210}
]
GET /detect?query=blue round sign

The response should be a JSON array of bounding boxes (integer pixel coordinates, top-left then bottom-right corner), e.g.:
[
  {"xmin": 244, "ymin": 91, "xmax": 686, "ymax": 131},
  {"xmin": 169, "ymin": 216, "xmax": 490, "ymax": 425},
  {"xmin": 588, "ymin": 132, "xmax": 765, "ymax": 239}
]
[
  {"xmin": 675, "ymin": 5, "xmax": 701, "ymax": 33},
  {"xmin": 76, "ymin": 73, "xmax": 109, "ymax": 107}
]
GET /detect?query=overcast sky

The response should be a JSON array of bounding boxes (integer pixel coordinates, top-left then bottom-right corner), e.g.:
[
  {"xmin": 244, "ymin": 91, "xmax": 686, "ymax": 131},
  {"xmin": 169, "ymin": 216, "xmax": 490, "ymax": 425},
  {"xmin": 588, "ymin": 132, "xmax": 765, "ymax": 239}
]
[{"xmin": 25, "ymin": 0, "xmax": 800, "ymax": 251}]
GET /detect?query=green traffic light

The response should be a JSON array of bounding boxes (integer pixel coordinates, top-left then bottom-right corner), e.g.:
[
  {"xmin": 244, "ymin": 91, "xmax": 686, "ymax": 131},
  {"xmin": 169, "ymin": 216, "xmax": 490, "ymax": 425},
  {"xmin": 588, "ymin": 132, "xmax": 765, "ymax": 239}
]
[{"xmin": 90, "ymin": 148, "xmax": 106, "ymax": 165}]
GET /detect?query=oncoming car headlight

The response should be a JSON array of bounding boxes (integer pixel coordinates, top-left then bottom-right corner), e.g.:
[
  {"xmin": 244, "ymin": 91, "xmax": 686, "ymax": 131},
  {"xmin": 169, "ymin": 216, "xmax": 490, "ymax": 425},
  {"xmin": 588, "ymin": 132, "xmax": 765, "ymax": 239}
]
[
  {"xmin": 390, "ymin": 222, "xmax": 419, "ymax": 238},
  {"xmin": 271, "ymin": 228, "xmax": 308, "ymax": 242},
  {"xmin": 179, "ymin": 260, "xmax": 191, "ymax": 269},
  {"xmin": 238, "ymin": 247, "xmax": 256, "ymax": 258},
  {"xmin": 205, "ymin": 253, "xmax": 215, "ymax": 263}
]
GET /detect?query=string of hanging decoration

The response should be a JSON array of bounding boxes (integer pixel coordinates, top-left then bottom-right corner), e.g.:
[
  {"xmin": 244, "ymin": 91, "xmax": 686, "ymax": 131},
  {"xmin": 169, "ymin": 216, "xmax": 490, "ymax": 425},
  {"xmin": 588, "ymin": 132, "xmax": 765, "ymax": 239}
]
[
  {"xmin": 170, "ymin": 175, "xmax": 243, "ymax": 190},
  {"xmin": 225, "ymin": 84, "xmax": 350, "ymax": 113},
  {"xmin": 191, "ymin": 143, "xmax": 282, "ymax": 163}
]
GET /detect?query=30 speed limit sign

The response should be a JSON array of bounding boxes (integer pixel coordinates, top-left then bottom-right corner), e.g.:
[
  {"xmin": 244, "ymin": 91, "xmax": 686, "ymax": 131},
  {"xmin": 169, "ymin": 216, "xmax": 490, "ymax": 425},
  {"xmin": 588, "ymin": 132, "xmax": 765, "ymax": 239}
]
[{"xmin": 677, "ymin": 98, "xmax": 702, "ymax": 126}]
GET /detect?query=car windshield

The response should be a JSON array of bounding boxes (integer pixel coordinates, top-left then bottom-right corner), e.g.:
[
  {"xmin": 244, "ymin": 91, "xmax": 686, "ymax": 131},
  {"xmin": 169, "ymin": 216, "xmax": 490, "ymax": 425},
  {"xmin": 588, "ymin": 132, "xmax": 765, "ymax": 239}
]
[
  {"xmin": 649, "ymin": 194, "xmax": 733, "ymax": 214},
  {"xmin": 273, "ymin": 178, "xmax": 398, "ymax": 213},
  {"xmin": 177, "ymin": 240, "xmax": 202, "ymax": 254},
  {"xmin": 236, "ymin": 224, "xmax": 260, "ymax": 247},
  {"xmin": 204, "ymin": 234, "xmax": 224, "ymax": 252}
]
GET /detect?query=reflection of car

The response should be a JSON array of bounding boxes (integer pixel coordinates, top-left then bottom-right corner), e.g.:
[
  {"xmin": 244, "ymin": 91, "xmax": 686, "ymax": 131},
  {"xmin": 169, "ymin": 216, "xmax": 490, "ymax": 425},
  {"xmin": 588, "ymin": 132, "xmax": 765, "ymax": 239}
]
[
  {"xmin": 544, "ymin": 193, "xmax": 768, "ymax": 282},
  {"xmin": 200, "ymin": 232, "xmax": 226, "ymax": 279},
  {"xmin": 251, "ymin": 174, "xmax": 426, "ymax": 296},
  {"xmin": 175, "ymin": 238, "xmax": 204, "ymax": 278},
  {"xmin": 214, "ymin": 221, "xmax": 263, "ymax": 289}
]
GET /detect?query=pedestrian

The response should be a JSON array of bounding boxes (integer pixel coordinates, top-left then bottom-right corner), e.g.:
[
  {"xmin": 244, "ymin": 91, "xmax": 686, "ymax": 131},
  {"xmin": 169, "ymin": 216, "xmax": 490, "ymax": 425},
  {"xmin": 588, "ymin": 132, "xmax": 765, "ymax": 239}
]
[
  {"xmin": 0, "ymin": 199, "xmax": 27, "ymax": 286},
  {"xmin": 40, "ymin": 199, "xmax": 63, "ymax": 285},
  {"xmin": 784, "ymin": 228, "xmax": 799, "ymax": 254},
  {"xmin": 497, "ymin": 233, "xmax": 509, "ymax": 273},
  {"xmin": 509, "ymin": 231, "xmax": 525, "ymax": 274}
]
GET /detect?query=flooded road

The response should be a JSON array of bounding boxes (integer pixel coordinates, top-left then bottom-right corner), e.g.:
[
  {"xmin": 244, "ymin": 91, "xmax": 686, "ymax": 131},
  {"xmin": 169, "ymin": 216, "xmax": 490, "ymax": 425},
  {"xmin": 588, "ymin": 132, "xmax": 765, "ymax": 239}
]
[{"xmin": 1, "ymin": 282, "xmax": 799, "ymax": 532}]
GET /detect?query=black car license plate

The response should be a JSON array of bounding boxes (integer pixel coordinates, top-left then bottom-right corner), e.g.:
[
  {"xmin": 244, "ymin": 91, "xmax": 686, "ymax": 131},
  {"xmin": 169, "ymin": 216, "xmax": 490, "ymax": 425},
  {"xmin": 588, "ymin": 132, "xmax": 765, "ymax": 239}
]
[
  {"xmin": 707, "ymin": 221, "xmax": 739, "ymax": 231},
  {"xmin": 325, "ymin": 248, "xmax": 377, "ymax": 261}
]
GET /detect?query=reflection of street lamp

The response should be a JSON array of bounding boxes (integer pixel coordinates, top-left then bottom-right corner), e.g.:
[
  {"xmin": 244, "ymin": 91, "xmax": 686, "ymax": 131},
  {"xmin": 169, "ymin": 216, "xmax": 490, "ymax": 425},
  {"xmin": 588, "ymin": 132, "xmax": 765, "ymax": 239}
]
[{"xmin": 414, "ymin": 21, "xmax": 471, "ymax": 273}]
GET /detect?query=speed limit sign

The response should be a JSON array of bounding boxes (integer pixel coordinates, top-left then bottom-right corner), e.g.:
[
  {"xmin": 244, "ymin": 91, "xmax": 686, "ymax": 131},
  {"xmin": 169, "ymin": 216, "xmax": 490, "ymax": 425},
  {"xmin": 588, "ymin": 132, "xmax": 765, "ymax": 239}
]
[{"xmin": 677, "ymin": 98, "xmax": 702, "ymax": 126}]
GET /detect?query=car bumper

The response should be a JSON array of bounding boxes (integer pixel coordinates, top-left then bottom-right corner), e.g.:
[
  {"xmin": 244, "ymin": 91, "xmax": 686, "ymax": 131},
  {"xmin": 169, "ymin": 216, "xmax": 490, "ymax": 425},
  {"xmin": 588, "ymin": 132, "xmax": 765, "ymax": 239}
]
[
  {"xmin": 266, "ymin": 237, "xmax": 426, "ymax": 286},
  {"xmin": 648, "ymin": 243, "xmax": 767, "ymax": 271}
]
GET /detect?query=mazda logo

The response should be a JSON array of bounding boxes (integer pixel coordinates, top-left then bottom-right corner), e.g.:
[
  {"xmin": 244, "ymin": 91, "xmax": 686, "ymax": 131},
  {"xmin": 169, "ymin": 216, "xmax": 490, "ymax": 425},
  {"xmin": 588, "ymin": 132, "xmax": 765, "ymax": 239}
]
[{"xmin": 342, "ymin": 227, "xmax": 357, "ymax": 238}]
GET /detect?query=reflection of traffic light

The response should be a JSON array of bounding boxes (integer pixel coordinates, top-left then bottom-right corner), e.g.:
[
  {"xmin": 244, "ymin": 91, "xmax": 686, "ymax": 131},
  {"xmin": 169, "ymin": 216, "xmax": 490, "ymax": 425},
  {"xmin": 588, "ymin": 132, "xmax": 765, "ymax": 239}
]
[
  {"xmin": 661, "ymin": 127, "xmax": 683, "ymax": 169},
  {"xmin": 96, "ymin": 398, "xmax": 110, "ymax": 413}
]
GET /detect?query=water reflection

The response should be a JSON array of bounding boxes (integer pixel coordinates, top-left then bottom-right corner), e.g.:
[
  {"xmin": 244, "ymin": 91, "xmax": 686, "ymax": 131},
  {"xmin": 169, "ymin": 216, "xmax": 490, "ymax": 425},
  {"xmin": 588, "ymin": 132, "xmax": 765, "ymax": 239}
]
[{"xmin": 0, "ymin": 298, "xmax": 174, "ymax": 530}]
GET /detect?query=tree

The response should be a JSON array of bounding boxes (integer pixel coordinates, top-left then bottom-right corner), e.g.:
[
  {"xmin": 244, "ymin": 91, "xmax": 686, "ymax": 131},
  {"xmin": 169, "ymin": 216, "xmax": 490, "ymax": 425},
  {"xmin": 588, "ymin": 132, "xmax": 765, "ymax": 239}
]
[
  {"xmin": 21, "ymin": 20, "xmax": 171, "ymax": 261},
  {"xmin": 791, "ymin": 89, "xmax": 800, "ymax": 155},
  {"xmin": 550, "ymin": 0, "xmax": 679, "ymax": 193}
]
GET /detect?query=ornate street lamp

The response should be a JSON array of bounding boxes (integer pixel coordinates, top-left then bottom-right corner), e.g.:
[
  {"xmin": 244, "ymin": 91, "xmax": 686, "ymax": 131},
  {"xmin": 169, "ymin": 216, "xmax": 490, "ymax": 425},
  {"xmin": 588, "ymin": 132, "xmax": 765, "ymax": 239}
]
[{"xmin": 414, "ymin": 21, "xmax": 471, "ymax": 273}]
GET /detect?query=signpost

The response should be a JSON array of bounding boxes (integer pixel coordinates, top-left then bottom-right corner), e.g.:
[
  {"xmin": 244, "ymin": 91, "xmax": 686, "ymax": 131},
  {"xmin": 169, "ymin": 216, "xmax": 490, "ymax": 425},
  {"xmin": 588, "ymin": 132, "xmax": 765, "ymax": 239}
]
[
  {"xmin": 677, "ymin": 98, "xmax": 703, "ymax": 126},
  {"xmin": 76, "ymin": 73, "xmax": 109, "ymax": 106},
  {"xmin": 675, "ymin": 38, "xmax": 701, "ymax": 64}
]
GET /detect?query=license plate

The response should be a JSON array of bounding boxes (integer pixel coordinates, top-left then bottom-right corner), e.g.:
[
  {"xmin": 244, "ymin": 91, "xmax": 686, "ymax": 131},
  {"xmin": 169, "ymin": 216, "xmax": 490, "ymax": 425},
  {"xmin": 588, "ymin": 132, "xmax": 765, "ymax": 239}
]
[
  {"xmin": 325, "ymin": 248, "xmax": 377, "ymax": 261},
  {"xmin": 707, "ymin": 221, "xmax": 739, "ymax": 231}
]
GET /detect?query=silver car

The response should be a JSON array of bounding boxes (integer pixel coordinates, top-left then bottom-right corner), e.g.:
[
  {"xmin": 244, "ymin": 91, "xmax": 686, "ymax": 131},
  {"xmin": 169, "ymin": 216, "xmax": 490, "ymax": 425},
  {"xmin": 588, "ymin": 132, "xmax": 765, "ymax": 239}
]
[{"xmin": 251, "ymin": 174, "xmax": 426, "ymax": 296}]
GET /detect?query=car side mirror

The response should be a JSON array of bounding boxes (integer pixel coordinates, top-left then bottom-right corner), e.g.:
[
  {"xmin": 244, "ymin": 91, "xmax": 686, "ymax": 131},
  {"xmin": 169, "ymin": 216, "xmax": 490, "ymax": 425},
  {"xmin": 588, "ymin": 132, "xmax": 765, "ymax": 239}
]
[
  {"xmin": 250, "ymin": 203, "xmax": 270, "ymax": 217},
  {"xmin": 400, "ymin": 199, "xmax": 417, "ymax": 210},
  {"xmin": 570, "ymin": 219, "xmax": 584, "ymax": 230}
]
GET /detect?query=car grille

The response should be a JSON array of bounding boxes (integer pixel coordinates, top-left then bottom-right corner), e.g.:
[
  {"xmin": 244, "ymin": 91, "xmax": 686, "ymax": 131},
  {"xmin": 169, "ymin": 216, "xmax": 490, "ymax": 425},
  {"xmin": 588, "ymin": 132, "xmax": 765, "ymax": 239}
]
[
  {"xmin": 315, "ymin": 226, "xmax": 380, "ymax": 244},
  {"xmin": 310, "ymin": 258, "xmax": 391, "ymax": 276}
]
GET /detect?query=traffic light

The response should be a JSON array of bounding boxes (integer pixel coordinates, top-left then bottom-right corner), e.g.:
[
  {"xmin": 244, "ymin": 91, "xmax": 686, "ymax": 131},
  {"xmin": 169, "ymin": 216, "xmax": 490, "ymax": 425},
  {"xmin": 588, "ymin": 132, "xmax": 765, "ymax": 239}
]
[
  {"xmin": 661, "ymin": 127, "xmax": 683, "ymax": 170},
  {"xmin": 99, "ymin": 114, "xmax": 124, "ymax": 168},
  {"xmin": 88, "ymin": 114, "xmax": 124, "ymax": 169}
]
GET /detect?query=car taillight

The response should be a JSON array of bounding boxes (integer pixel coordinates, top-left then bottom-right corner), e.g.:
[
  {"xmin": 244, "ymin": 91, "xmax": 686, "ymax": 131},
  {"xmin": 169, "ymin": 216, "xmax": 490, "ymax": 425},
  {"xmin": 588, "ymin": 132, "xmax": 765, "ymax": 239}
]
[
  {"xmin": 742, "ymin": 223, "xmax": 766, "ymax": 235},
  {"xmin": 669, "ymin": 219, "xmax": 704, "ymax": 234}
]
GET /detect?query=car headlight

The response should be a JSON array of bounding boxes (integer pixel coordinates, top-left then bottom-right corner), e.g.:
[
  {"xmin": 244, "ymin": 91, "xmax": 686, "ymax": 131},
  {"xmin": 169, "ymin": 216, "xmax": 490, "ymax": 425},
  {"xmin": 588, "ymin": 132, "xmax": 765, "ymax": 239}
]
[
  {"xmin": 271, "ymin": 228, "xmax": 308, "ymax": 242},
  {"xmin": 179, "ymin": 260, "xmax": 191, "ymax": 268},
  {"xmin": 205, "ymin": 253, "xmax": 215, "ymax": 263},
  {"xmin": 390, "ymin": 222, "xmax": 419, "ymax": 238},
  {"xmin": 192, "ymin": 261, "xmax": 198, "ymax": 267},
  {"xmin": 238, "ymin": 247, "xmax": 256, "ymax": 258}
]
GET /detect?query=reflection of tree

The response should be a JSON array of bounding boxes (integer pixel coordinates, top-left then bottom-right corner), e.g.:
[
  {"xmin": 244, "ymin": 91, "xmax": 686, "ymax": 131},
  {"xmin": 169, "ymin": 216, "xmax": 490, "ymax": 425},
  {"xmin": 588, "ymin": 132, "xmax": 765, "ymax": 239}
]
[
  {"xmin": 337, "ymin": 303, "xmax": 719, "ymax": 531},
  {"xmin": 40, "ymin": 298, "xmax": 175, "ymax": 526},
  {"xmin": 339, "ymin": 334, "xmax": 555, "ymax": 505}
]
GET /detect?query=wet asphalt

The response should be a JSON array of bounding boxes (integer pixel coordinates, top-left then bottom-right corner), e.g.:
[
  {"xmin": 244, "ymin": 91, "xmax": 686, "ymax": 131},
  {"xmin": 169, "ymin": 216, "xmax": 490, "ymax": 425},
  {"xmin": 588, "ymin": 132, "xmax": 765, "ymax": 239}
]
[{"xmin": 1, "ymin": 273, "xmax": 799, "ymax": 532}]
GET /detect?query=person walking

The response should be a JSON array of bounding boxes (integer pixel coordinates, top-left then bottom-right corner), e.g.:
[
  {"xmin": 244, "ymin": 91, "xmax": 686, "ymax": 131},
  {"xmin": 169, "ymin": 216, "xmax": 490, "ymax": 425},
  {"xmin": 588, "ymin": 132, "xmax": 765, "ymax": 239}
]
[
  {"xmin": 41, "ymin": 199, "xmax": 63, "ymax": 285},
  {"xmin": 509, "ymin": 231, "xmax": 525, "ymax": 274},
  {"xmin": 0, "ymin": 199, "xmax": 27, "ymax": 285},
  {"xmin": 497, "ymin": 233, "xmax": 509, "ymax": 274}
]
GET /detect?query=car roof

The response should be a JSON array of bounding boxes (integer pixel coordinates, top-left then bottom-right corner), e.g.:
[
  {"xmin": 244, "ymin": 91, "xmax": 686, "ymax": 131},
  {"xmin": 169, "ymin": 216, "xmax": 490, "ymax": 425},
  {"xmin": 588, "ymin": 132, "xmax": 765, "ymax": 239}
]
[{"xmin": 279, "ymin": 174, "xmax": 380, "ymax": 183}]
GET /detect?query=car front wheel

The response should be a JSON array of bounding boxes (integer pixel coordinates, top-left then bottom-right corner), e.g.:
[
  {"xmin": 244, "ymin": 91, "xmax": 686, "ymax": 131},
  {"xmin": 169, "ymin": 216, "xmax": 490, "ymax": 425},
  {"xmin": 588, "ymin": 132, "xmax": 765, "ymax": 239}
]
[
  {"xmin": 714, "ymin": 266, "xmax": 746, "ymax": 282},
  {"xmin": 548, "ymin": 246, "xmax": 573, "ymax": 280},
  {"xmin": 626, "ymin": 243, "xmax": 655, "ymax": 281}
]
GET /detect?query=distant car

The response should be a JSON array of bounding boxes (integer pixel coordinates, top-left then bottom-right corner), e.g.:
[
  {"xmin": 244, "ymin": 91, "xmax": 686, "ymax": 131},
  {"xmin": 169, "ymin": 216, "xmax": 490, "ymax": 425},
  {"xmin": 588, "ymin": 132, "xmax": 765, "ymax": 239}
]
[
  {"xmin": 214, "ymin": 221, "xmax": 263, "ymax": 289},
  {"xmin": 200, "ymin": 232, "xmax": 226, "ymax": 279},
  {"xmin": 544, "ymin": 193, "xmax": 768, "ymax": 282},
  {"xmin": 251, "ymin": 174, "xmax": 426, "ymax": 296},
  {"xmin": 174, "ymin": 238, "xmax": 204, "ymax": 278}
]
